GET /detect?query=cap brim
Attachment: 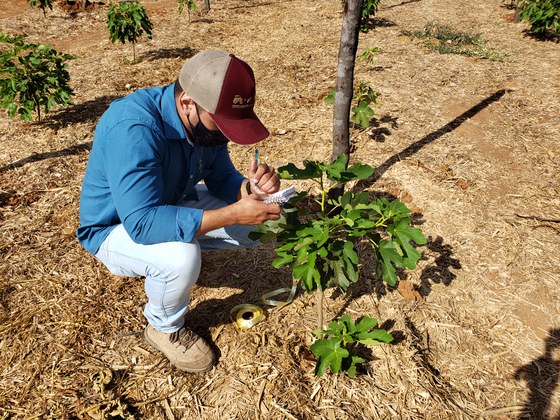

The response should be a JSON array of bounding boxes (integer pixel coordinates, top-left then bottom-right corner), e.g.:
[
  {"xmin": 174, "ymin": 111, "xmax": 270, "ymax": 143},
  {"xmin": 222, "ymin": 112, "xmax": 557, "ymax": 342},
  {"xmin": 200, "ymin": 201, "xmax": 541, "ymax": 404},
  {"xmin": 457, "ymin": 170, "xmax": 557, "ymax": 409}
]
[{"xmin": 211, "ymin": 111, "xmax": 269, "ymax": 145}]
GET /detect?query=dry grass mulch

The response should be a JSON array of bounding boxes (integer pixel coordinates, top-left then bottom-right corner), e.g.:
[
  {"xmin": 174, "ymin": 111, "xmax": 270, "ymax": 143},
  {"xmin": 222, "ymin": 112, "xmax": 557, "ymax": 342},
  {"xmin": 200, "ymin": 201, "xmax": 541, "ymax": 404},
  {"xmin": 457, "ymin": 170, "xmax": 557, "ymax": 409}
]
[{"xmin": 1, "ymin": 0, "xmax": 559, "ymax": 418}]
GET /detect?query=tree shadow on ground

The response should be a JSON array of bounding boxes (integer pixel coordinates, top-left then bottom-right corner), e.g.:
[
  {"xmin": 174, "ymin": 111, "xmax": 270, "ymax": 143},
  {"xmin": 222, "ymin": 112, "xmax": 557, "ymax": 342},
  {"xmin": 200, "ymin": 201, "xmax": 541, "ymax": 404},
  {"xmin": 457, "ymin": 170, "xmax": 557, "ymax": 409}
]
[
  {"xmin": 418, "ymin": 235, "xmax": 461, "ymax": 296},
  {"xmin": 45, "ymin": 94, "xmax": 121, "ymax": 129},
  {"xmin": 404, "ymin": 314, "xmax": 441, "ymax": 377},
  {"xmin": 330, "ymin": 93, "xmax": 511, "ymax": 313},
  {"xmin": 400, "ymin": 315, "xmax": 468, "ymax": 409},
  {"xmin": 384, "ymin": 0, "xmax": 423, "ymax": 9},
  {"xmin": 355, "ymin": 89, "xmax": 509, "ymax": 188},
  {"xmin": 354, "ymin": 115, "xmax": 398, "ymax": 145},
  {"xmin": 0, "ymin": 142, "xmax": 92, "ymax": 172},
  {"xmin": 0, "ymin": 95, "xmax": 121, "ymax": 171},
  {"xmin": 515, "ymin": 328, "xmax": 560, "ymax": 419},
  {"xmin": 141, "ymin": 46, "xmax": 197, "ymax": 62},
  {"xmin": 362, "ymin": 17, "xmax": 397, "ymax": 32},
  {"xmin": 521, "ymin": 29, "xmax": 560, "ymax": 43},
  {"xmin": 225, "ymin": 1, "xmax": 273, "ymax": 10}
]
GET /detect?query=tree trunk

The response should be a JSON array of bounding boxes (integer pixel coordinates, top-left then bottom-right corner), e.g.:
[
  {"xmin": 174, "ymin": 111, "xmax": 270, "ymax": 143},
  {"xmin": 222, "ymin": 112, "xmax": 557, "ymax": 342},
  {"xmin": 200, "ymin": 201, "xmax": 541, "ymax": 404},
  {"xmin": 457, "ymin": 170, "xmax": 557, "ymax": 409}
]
[
  {"xmin": 330, "ymin": 0, "xmax": 363, "ymax": 199},
  {"xmin": 513, "ymin": 6, "xmax": 522, "ymax": 23},
  {"xmin": 204, "ymin": 0, "xmax": 211, "ymax": 11}
]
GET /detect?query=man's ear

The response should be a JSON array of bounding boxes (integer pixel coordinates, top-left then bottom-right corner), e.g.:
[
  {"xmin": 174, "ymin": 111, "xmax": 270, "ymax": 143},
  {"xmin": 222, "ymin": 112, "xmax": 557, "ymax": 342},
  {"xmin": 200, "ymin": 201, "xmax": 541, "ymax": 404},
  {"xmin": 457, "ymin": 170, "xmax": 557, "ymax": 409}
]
[{"xmin": 177, "ymin": 92, "xmax": 193, "ymax": 113}]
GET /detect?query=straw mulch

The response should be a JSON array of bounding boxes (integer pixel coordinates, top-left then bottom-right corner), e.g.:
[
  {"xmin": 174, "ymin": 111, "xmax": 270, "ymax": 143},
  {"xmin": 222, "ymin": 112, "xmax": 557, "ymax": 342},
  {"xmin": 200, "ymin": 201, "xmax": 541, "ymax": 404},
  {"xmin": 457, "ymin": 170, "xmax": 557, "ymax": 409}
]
[{"xmin": 1, "ymin": 0, "xmax": 559, "ymax": 418}]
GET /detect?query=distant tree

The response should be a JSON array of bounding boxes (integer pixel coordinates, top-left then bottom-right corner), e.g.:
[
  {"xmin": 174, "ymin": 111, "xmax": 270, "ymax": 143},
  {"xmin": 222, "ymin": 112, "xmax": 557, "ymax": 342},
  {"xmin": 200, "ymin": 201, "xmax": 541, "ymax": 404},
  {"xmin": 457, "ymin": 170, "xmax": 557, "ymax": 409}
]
[
  {"xmin": 359, "ymin": 0, "xmax": 381, "ymax": 32},
  {"xmin": 518, "ymin": 0, "xmax": 560, "ymax": 37},
  {"xmin": 178, "ymin": 0, "xmax": 211, "ymax": 20},
  {"xmin": 178, "ymin": 0, "xmax": 197, "ymax": 21},
  {"xmin": 0, "ymin": 33, "xmax": 74, "ymax": 121},
  {"xmin": 107, "ymin": 1, "xmax": 153, "ymax": 63},
  {"xmin": 28, "ymin": 0, "xmax": 53, "ymax": 16}
]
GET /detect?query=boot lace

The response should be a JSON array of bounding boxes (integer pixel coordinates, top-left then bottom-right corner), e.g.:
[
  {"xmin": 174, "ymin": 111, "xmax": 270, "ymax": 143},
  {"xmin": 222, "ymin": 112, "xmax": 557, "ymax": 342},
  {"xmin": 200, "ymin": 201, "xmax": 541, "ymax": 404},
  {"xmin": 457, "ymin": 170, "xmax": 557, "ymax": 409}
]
[{"xmin": 169, "ymin": 328, "xmax": 198, "ymax": 353}]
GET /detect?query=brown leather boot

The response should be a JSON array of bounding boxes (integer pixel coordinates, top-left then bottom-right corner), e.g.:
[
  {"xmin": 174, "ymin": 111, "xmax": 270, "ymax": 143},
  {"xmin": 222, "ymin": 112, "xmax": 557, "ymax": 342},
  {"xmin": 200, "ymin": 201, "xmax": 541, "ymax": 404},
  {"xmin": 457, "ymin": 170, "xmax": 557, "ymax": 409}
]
[{"xmin": 144, "ymin": 325, "xmax": 215, "ymax": 373}]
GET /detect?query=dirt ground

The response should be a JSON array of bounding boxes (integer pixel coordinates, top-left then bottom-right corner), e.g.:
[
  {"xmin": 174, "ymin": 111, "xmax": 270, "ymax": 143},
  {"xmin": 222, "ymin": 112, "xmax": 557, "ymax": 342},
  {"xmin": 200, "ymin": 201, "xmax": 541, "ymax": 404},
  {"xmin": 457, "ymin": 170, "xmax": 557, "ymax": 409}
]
[{"xmin": 1, "ymin": 0, "xmax": 559, "ymax": 418}]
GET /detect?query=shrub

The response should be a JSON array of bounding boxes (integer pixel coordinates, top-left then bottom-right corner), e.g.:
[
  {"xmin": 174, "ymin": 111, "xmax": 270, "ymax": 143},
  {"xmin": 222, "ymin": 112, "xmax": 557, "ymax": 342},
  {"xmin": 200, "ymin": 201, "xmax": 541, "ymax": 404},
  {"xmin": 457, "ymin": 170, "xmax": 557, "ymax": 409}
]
[
  {"xmin": 311, "ymin": 315, "xmax": 393, "ymax": 377},
  {"xmin": 518, "ymin": 0, "xmax": 560, "ymax": 37},
  {"xmin": 107, "ymin": 1, "xmax": 153, "ymax": 63},
  {"xmin": 250, "ymin": 155, "xmax": 425, "ymax": 375},
  {"xmin": 28, "ymin": 0, "xmax": 53, "ymax": 15},
  {"xmin": 0, "ymin": 33, "xmax": 74, "ymax": 121}
]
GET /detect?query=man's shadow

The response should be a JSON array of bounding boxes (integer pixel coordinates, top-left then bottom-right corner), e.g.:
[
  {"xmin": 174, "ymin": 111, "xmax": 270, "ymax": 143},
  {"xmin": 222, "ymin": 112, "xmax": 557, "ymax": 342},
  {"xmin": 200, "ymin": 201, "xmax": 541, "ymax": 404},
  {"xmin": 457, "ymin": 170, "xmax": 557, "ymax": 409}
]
[{"xmin": 515, "ymin": 328, "xmax": 560, "ymax": 419}]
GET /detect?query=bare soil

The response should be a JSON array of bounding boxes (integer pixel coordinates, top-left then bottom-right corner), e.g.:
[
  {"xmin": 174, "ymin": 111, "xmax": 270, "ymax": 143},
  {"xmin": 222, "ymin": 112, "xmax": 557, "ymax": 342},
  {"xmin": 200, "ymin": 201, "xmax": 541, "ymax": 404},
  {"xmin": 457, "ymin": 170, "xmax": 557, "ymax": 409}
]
[{"xmin": 1, "ymin": 0, "xmax": 559, "ymax": 418}]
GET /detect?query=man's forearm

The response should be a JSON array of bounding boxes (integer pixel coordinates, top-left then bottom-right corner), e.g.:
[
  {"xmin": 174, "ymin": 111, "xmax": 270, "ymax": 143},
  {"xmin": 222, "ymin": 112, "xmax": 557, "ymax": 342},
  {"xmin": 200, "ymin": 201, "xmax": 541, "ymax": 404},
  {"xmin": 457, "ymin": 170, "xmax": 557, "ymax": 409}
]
[
  {"xmin": 197, "ymin": 180, "xmax": 251, "ymax": 235},
  {"xmin": 196, "ymin": 206, "xmax": 239, "ymax": 236}
]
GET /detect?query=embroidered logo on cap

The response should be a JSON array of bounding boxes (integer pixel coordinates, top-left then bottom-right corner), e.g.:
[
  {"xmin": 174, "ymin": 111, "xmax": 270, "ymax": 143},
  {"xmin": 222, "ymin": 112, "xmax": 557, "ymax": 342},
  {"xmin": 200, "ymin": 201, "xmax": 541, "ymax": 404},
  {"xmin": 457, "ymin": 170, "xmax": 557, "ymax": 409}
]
[{"xmin": 232, "ymin": 95, "xmax": 253, "ymax": 109}]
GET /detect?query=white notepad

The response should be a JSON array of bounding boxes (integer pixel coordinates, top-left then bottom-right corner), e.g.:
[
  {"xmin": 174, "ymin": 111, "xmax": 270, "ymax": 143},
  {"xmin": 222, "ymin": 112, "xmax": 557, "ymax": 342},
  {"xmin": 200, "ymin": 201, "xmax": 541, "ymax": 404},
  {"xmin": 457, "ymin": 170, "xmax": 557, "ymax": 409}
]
[{"xmin": 263, "ymin": 185, "xmax": 297, "ymax": 204}]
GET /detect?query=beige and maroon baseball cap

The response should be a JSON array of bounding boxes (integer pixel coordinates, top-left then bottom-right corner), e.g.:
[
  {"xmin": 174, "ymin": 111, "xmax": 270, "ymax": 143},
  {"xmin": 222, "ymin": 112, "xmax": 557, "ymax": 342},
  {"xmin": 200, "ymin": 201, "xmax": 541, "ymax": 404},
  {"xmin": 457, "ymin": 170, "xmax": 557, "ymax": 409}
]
[{"xmin": 178, "ymin": 50, "xmax": 269, "ymax": 145}]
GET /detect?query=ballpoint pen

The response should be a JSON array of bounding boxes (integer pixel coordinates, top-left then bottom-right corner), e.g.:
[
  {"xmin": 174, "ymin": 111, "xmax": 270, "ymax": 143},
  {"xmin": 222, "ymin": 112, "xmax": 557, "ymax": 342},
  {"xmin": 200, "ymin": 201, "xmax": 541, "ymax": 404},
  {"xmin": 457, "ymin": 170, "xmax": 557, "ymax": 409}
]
[{"xmin": 254, "ymin": 148, "xmax": 259, "ymax": 190}]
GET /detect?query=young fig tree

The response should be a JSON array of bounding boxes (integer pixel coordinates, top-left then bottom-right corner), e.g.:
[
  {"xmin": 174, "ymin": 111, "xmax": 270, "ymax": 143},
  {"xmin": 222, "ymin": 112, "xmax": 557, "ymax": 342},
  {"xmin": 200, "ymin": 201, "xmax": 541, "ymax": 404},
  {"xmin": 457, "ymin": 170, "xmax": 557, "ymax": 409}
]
[
  {"xmin": 0, "ymin": 33, "xmax": 74, "ymax": 121},
  {"xmin": 178, "ymin": 0, "xmax": 197, "ymax": 21},
  {"xmin": 250, "ymin": 154, "xmax": 425, "ymax": 376},
  {"xmin": 250, "ymin": 155, "xmax": 426, "ymax": 324},
  {"xmin": 518, "ymin": 0, "xmax": 560, "ymax": 37},
  {"xmin": 107, "ymin": 1, "xmax": 153, "ymax": 63},
  {"xmin": 28, "ymin": 0, "xmax": 53, "ymax": 16}
]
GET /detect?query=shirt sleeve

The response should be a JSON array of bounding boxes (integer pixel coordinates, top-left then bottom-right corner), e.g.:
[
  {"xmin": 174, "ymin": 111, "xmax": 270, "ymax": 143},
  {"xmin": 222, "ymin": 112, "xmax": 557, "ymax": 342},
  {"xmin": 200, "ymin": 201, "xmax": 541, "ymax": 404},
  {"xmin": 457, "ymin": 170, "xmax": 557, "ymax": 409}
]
[
  {"xmin": 203, "ymin": 144, "xmax": 245, "ymax": 204},
  {"xmin": 102, "ymin": 122, "xmax": 203, "ymax": 245}
]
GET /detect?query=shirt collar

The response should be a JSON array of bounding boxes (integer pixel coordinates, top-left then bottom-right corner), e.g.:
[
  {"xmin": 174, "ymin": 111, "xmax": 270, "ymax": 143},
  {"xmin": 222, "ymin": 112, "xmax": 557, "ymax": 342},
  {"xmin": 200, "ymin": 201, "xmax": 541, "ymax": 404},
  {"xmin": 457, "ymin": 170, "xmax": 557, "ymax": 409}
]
[{"xmin": 161, "ymin": 83, "xmax": 187, "ymax": 140}]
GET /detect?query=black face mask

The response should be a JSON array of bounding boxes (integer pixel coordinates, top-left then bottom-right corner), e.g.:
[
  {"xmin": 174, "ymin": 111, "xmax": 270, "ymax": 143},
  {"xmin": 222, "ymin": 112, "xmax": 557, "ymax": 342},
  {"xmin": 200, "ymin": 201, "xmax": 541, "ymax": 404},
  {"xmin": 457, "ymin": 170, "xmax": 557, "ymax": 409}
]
[{"xmin": 187, "ymin": 105, "xmax": 229, "ymax": 147}]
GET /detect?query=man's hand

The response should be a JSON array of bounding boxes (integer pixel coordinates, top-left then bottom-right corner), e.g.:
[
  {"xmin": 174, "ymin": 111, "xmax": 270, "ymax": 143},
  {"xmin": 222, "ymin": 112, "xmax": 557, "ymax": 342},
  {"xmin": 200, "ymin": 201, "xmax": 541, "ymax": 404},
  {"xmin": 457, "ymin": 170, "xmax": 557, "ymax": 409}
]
[
  {"xmin": 248, "ymin": 158, "xmax": 280, "ymax": 195},
  {"xmin": 231, "ymin": 195, "xmax": 282, "ymax": 225},
  {"xmin": 196, "ymin": 195, "xmax": 281, "ymax": 236}
]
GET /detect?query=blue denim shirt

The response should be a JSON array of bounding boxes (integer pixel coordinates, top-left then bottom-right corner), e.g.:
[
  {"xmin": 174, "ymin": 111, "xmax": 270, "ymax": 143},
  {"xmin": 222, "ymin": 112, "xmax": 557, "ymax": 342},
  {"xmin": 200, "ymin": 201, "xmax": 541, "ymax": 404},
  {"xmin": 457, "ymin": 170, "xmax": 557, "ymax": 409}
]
[{"xmin": 77, "ymin": 84, "xmax": 244, "ymax": 255}]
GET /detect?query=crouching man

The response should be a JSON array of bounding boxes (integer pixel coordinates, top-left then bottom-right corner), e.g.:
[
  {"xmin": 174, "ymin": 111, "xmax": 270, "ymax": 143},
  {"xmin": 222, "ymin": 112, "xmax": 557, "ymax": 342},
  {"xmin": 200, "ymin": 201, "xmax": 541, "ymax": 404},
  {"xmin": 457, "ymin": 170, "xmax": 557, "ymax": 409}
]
[{"xmin": 77, "ymin": 50, "xmax": 281, "ymax": 372}]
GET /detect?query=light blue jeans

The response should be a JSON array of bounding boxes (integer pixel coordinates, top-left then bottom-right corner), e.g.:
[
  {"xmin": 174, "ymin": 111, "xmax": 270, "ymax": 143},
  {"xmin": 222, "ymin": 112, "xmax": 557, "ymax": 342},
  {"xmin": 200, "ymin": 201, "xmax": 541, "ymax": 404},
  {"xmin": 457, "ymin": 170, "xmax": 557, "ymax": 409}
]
[{"xmin": 94, "ymin": 185, "xmax": 258, "ymax": 333}]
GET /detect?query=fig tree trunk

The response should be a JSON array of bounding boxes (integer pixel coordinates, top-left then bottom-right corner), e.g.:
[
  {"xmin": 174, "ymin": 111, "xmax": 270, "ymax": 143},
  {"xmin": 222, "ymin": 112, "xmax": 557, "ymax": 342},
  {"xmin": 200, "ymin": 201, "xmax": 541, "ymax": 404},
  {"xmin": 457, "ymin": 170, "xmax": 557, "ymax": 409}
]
[{"xmin": 330, "ymin": 0, "xmax": 363, "ymax": 200}]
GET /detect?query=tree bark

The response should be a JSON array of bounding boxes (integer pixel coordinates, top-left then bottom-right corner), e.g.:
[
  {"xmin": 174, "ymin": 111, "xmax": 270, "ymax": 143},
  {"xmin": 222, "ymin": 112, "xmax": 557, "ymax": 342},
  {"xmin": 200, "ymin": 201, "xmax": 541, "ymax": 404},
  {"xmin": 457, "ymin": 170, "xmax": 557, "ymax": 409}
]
[{"xmin": 330, "ymin": 0, "xmax": 363, "ymax": 199}]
